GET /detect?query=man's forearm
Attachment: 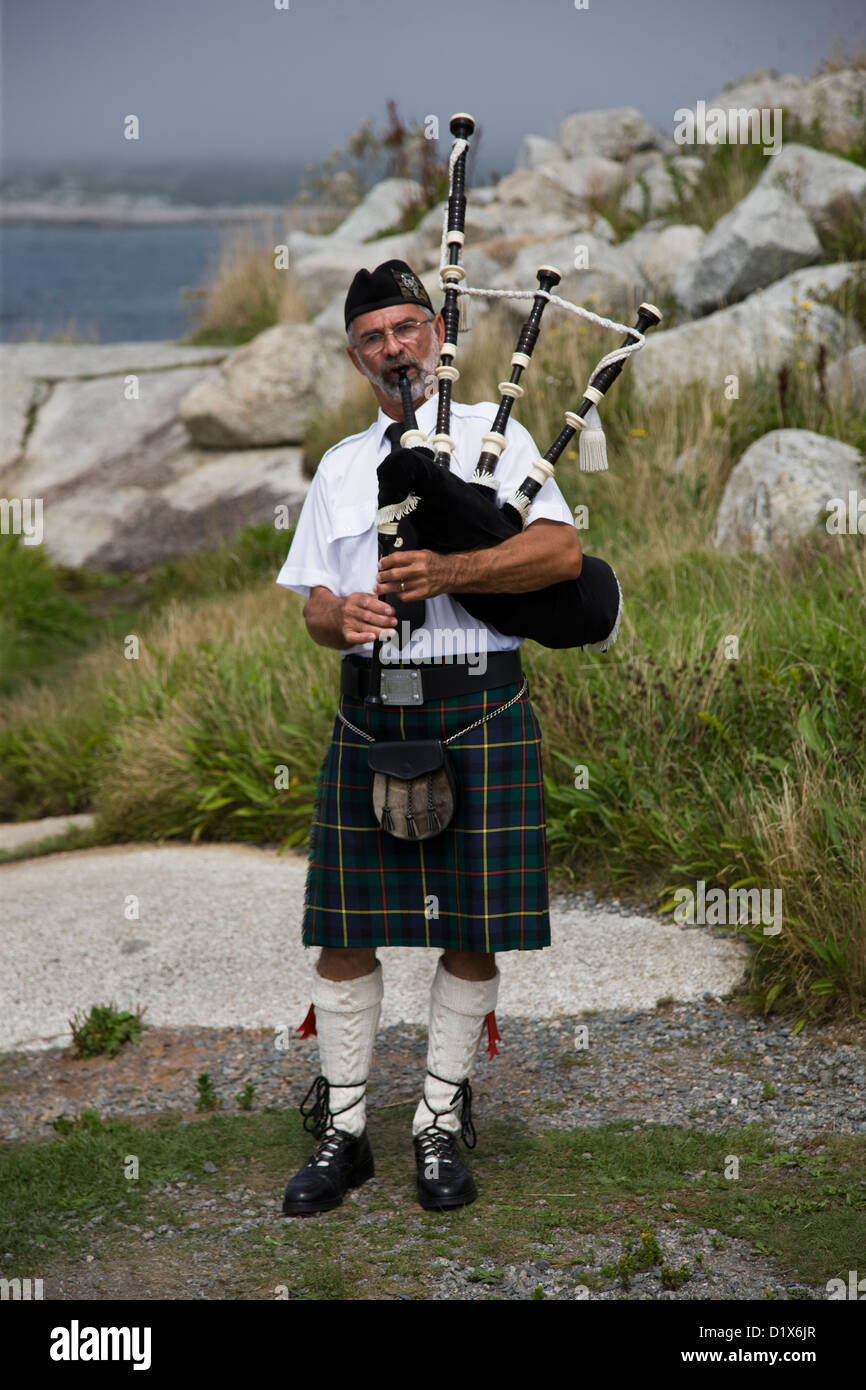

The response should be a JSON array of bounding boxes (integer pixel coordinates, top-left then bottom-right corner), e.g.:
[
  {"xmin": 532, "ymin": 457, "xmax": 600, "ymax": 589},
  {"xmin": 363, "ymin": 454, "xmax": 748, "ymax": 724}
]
[{"xmin": 445, "ymin": 522, "xmax": 582, "ymax": 594}]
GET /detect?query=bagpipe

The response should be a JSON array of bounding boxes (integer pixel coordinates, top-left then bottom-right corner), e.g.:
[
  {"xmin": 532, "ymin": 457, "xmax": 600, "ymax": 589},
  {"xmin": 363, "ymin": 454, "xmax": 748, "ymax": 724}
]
[{"xmin": 370, "ymin": 112, "xmax": 661, "ymax": 696}]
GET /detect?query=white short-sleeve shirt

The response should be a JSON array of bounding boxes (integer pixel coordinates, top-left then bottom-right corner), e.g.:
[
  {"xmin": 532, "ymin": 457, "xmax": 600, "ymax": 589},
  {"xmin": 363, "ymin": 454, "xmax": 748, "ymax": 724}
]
[{"xmin": 275, "ymin": 391, "xmax": 576, "ymax": 659}]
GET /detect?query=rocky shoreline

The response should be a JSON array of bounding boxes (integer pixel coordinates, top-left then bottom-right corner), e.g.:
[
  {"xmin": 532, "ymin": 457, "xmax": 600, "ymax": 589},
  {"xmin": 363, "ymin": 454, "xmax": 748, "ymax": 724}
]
[{"xmin": 2, "ymin": 66, "xmax": 864, "ymax": 573}]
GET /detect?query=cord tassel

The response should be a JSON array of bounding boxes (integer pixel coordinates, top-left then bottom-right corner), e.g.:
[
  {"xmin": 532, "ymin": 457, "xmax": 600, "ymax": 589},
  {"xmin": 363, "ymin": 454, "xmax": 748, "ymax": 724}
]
[
  {"xmin": 485, "ymin": 1010, "xmax": 502, "ymax": 1059},
  {"xmin": 578, "ymin": 401, "xmax": 608, "ymax": 472},
  {"xmin": 296, "ymin": 1003, "xmax": 317, "ymax": 1038}
]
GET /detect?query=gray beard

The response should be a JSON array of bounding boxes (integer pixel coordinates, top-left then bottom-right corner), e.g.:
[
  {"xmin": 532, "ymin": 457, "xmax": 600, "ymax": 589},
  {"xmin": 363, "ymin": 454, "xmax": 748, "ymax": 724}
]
[{"xmin": 355, "ymin": 338, "xmax": 442, "ymax": 403}]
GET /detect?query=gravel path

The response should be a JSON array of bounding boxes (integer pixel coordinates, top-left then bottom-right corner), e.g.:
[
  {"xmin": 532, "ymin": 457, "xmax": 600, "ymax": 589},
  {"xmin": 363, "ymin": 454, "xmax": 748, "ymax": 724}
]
[
  {"xmin": 0, "ymin": 843, "xmax": 746, "ymax": 1051},
  {"xmin": 0, "ymin": 812, "xmax": 95, "ymax": 853}
]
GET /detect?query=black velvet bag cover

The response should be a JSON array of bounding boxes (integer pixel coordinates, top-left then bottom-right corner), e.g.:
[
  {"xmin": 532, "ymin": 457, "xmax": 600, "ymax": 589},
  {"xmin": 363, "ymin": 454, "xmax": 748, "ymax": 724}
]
[{"xmin": 377, "ymin": 448, "xmax": 620, "ymax": 649}]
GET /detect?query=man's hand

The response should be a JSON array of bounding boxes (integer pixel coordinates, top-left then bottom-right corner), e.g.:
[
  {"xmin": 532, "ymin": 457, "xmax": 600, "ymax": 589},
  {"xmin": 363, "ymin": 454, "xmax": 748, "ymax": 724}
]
[
  {"xmin": 341, "ymin": 592, "xmax": 398, "ymax": 645},
  {"xmin": 303, "ymin": 586, "xmax": 397, "ymax": 649},
  {"xmin": 375, "ymin": 550, "xmax": 458, "ymax": 604},
  {"xmin": 376, "ymin": 521, "xmax": 581, "ymax": 601}
]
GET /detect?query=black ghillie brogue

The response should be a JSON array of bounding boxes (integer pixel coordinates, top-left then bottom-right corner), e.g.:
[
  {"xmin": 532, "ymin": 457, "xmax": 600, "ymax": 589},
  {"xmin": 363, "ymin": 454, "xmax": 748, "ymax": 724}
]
[
  {"xmin": 282, "ymin": 1126, "xmax": 374, "ymax": 1216},
  {"xmin": 414, "ymin": 1126, "xmax": 477, "ymax": 1210},
  {"xmin": 282, "ymin": 1075, "xmax": 374, "ymax": 1216},
  {"xmin": 413, "ymin": 1073, "xmax": 478, "ymax": 1211}
]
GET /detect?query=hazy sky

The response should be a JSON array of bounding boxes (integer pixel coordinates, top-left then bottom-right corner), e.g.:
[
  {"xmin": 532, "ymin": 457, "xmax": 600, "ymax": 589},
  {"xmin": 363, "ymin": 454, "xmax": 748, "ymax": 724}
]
[{"xmin": 2, "ymin": 0, "xmax": 865, "ymax": 170}]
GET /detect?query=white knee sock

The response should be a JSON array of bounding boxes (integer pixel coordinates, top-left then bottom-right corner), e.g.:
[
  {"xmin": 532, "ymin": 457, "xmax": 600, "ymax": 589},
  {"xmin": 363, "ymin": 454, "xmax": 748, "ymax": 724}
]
[
  {"xmin": 413, "ymin": 959, "xmax": 500, "ymax": 1139},
  {"xmin": 308, "ymin": 962, "xmax": 383, "ymax": 1137}
]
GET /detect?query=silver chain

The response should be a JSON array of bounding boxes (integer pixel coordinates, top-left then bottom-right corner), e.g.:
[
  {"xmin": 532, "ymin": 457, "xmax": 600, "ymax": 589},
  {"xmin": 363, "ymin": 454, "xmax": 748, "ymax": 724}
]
[{"xmin": 336, "ymin": 675, "xmax": 529, "ymax": 745}]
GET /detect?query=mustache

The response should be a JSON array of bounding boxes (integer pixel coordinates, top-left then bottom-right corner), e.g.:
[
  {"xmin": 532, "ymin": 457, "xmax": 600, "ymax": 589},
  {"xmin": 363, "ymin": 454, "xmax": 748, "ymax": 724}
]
[
  {"xmin": 357, "ymin": 340, "xmax": 440, "ymax": 400},
  {"xmin": 368, "ymin": 356, "xmax": 423, "ymax": 397}
]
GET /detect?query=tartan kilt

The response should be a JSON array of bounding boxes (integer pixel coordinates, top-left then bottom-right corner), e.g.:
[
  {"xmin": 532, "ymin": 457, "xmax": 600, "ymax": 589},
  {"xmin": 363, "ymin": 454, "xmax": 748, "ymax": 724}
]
[{"xmin": 302, "ymin": 676, "xmax": 550, "ymax": 952}]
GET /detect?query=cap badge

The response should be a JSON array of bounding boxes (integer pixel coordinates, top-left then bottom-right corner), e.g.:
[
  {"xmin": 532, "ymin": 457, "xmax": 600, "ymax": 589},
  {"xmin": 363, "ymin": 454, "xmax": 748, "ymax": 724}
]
[{"xmin": 392, "ymin": 267, "xmax": 425, "ymax": 300}]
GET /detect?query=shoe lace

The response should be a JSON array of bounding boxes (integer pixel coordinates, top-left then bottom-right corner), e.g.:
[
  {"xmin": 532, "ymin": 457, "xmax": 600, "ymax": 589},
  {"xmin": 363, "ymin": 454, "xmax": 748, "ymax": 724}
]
[
  {"xmin": 422, "ymin": 1072, "xmax": 476, "ymax": 1149},
  {"xmin": 299, "ymin": 1074, "xmax": 366, "ymax": 1141},
  {"xmin": 416, "ymin": 1127, "xmax": 459, "ymax": 1167},
  {"xmin": 309, "ymin": 1128, "xmax": 350, "ymax": 1169}
]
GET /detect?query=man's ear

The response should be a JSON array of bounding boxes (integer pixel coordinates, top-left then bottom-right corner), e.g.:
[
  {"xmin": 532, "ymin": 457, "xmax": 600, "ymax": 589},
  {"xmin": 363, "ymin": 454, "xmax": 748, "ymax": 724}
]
[
  {"xmin": 433, "ymin": 312, "xmax": 446, "ymax": 348},
  {"xmin": 346, "ymin": 342, "xmax": 364, "ymax": 375}
]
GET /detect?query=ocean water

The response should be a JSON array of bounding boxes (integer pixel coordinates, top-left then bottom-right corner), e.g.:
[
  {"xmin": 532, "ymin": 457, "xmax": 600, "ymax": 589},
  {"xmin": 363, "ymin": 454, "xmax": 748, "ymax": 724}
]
[{"xmin": 0, "ymin": 217, "xmax": 282, "ymax": 343}]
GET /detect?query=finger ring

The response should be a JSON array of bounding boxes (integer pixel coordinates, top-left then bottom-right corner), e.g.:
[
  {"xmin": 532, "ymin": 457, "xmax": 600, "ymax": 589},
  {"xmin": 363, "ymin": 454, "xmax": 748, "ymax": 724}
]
[{"xmin": 400, "ymin": 581, "xmax": 405, "ymax": 592}]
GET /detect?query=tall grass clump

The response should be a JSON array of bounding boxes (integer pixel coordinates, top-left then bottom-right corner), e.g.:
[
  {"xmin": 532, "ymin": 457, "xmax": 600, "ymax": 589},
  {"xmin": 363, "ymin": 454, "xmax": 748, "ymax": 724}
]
[
  {"xmin": 182, "ymin": 224, "xmax": 308, "ymax": 347},
  {"xmin": 0, "ymin": 523, "xmax": 295, "ymax": 700}
]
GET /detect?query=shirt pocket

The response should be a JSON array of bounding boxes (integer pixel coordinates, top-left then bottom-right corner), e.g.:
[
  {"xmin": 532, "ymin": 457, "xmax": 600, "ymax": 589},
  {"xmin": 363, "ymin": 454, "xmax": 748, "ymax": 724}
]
[{"xmin": 327, "ymin": 502, "xmax": 376, "ymax": 544}]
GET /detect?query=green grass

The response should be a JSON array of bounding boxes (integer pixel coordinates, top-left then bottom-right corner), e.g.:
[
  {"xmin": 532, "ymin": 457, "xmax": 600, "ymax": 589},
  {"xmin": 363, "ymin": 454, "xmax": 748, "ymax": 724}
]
[
  {"xmin": 0, "ymin": 819, "xmax": 102, "ymax": 867},
  {"xmin": 181, "ymin": 297, "xmax": 286, "ymax": 350},
  {"xmin": 0, "ymin": 536, "xmax": 98, "ymax": 696},
  {"xmin": 0, "ymin": 522, "xmax": 295, "ymax": 698},
  {"xmin": 1, "ymin": 1109, "xmax": 862, "ymax": 1298},
  {"xmin": 195, "ymin": 1074, "xmax": 223, "ymax": 1113},
  {"xmin": 780, "ymin": 107, "xmax": 866, "ymax": 176},
  {"xmin": 602, "ymin": 1229, "xmax": 664, "ymax": 1290},
  {"xmin": 236, "ymin": 1083, "xmax": 256, "ymax": 1111},
  {"xmin": 69, "ymin": 1003, "xmax": 145, "ymax": 1060},
  {"xmin": 812, "ymin": 258, "xmax": 866, "ymax": 334},
  {"xmin": 300, "ymin": 374, "xmax": 376, "ymax": 480}
]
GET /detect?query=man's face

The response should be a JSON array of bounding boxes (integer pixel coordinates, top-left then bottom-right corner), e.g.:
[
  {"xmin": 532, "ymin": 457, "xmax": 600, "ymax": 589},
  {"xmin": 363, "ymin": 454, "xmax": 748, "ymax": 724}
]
[{"xmin": 347, "ymin": 303, "xmax": 445, "ymax": 409}]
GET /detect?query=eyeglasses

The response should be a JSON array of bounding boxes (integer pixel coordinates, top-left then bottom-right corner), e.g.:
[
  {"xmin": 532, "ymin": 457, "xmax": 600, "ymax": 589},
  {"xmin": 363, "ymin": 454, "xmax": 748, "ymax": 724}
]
[{"xmin": 354, "ymin": 317, "xmax": 432, "ymax": 353}]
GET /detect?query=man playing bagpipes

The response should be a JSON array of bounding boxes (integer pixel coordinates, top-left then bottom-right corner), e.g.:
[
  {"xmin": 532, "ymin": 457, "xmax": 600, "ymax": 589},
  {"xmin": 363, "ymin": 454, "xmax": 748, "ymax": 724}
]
[{"xmin": 276, "ymin": 116, "xmax": 659, "ymax": 1216}]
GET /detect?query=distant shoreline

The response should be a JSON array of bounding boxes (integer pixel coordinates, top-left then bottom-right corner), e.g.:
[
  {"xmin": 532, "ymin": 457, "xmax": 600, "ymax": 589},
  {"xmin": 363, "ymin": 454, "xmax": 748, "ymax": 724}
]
[{"xmin": 0, "ymin": 199, "xmax": 329, "ymax": 227}]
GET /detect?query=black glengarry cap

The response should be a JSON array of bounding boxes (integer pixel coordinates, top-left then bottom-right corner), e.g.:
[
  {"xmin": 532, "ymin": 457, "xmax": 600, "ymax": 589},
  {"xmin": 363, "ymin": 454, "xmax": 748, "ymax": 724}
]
[{"xmin": 344, "ymin": 259, "xmax": 435, "ymax": 331}]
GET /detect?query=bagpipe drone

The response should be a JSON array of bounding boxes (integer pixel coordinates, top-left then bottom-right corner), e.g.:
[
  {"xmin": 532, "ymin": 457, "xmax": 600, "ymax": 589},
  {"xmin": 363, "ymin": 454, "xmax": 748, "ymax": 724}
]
[{"xmin": 370, "ymin": 112, "xmax": 661, "ymax": 695}]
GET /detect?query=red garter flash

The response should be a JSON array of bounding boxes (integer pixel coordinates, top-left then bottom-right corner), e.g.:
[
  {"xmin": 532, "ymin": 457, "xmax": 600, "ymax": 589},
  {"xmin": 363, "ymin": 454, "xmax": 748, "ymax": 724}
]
[
  {"xmin": 485, "ymin": 1010, "xmax": 502, "ymax": 1059},
  {"xmin": 296, "ymin": 1004, "xmax": 317, "ymax": 1038}
]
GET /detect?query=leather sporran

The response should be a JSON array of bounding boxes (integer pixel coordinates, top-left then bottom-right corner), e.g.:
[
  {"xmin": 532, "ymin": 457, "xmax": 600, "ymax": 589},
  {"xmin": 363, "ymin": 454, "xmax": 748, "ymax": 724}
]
[{"xmin": 367, "ymin": 739, "xmax": 457, "ymax": 841}]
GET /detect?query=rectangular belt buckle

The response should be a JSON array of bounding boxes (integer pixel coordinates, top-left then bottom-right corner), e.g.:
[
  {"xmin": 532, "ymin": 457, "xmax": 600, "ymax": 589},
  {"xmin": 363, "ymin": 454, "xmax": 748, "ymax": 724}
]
[{"xmin": 378, "ymin": 668, "xmax": 424, "ymax": 705}]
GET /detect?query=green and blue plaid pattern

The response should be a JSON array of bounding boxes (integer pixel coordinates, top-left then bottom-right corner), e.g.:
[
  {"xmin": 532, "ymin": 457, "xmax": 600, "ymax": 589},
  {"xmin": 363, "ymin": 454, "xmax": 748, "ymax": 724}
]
[{"xmin": 302, "ymin": 679, "xmax": 550, "ymax": 952}]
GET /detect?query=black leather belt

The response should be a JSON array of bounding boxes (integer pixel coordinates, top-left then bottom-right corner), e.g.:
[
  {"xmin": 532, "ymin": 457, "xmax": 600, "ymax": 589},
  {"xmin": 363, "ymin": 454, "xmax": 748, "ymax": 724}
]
[{"xmin": 340, "ymin": 650, "xmax": 523, "ymax": 704}]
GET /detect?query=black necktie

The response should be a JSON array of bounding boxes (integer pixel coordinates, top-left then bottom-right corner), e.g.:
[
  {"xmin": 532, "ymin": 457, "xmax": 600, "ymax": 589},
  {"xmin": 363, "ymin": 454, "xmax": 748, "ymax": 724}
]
[{"xmin": 380, "ymin": 422, "xmax": 425, "ymax": 635}]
